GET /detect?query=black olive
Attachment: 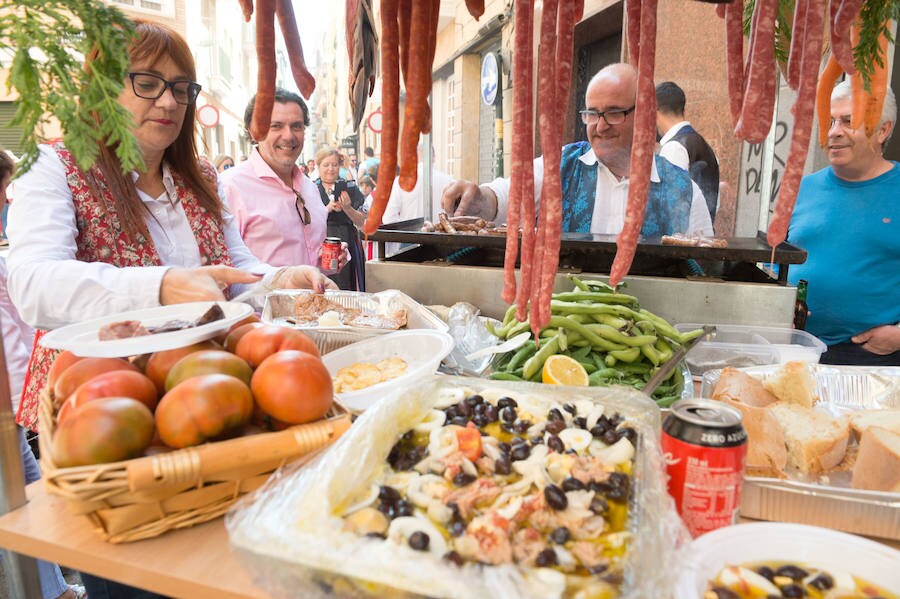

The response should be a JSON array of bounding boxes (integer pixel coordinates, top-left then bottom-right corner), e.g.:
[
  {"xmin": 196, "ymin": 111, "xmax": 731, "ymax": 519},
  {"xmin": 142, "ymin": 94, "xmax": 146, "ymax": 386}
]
[
  {"xmin": 589, "ymin": 480, "xmax": 611, "ymax": 494},
  {"xmin": 547, "ymin": 408, "xmax": 565, "ymax": 422},
  {"xmin": 775, "ymin": 565, "xmax": 809, "ymax": 581},
  {"xmin": 710, "ymin": 587, "xmax": 740, "ymax": 599},
  {"xmin": 448, "ymin": 520, "xmax": 466, "ymax": 537},
  {"xmin": 376, "ymin": 501, "xmax": 392, "ymax": 516},
  {"xmin": 513, "ymin": 419, "xmax": 532, "ymax": 433},
  {"xmin": 588, "ymin": 563, "xmax": 609, "ymax": 575},
  {"xmin": 590, "ymin": 423, "xmax": 609, "ymax": 438},
  {"xmin": 565, "ymin": 448, "xmax": 578, "ymax": 455},
  {"xmin": 510, "ymin": 444, "xmax": 531, "ymax": 462},
  {"xmin": 497, "ymin": 441, "xmax": 511, "ymax": 453},
  {"xmin": 589, "ymin": 496, "xmax": 609, "ymax": 515},
  {"xmin": 450, "ymin": 416, "xmax": 469, "ymax": 427},
  {"xmin": 365, "ymin": 531, "xmax": 387, "ymax": 540},
  {"xmin": 561, "ymin": 477, "xmax": 586, "ymax": 492},
  {"xmin": 778, "ymin": 583, "xmax": 807, "ymax": 598},
  {"xmin": 755, "ymin": 566, "xmax": 775, "ymax": 582},
  {"xmin": 618, "ymin": 427, "xmax": 638, "ymax": 444},
  {"xmin": 401, "ymin": 430, "xmax": 414, "ymax": 441},
  {"xmin": 379, "ymin": 485, "xmax": 401, "ymax": 504},
  {"xmin": 606, "ymin": 486, "xmax": 628, "ymax": 502},
  {"xmin": 500, "ymin": 406, "xmax": 517, "ymax": 423},
  {"xmin": 808, "ymin": 573, "xmax": 834, "ymax": 591},
  {"xmin": 497, "ymin": 397, "xmax": 517, "ymax": 409},
  {"xmin": 494, "ymin": 453, "xmax": 512, "ymax": 475},
  {"xmin": 550, "ymin": 527, "xmax": 570, "ymax": 544},
  {"xmin": 544, "ymin": 484, "xmax": 568, "ymax": 510},
  {"xmin": 511, "ymin": 435, "xmax": 528, "ymax": 446},
  {"xmin": 573, "ymin": 416, "xmax": 587, "ymax": 429},
  {"xmin": 602, "ymin": 429, "xmax": 619, "ymax": 445},
  {"xmin": 501, "ymin": 421, "xmax": 517, "ymax": 434},
  {"xmin": 547, "ymin": 435, "xmax": 565, "ymax": 453},
  {"xmin": 535, "ymin": 548, "xmax": 558, "ymax": 567},
  {"xmin": 443, "ymin": 551, "xmax": 464, "ymax": 567},
  {"xmin": 444, "ymin": 406, "xmax": 459, "ymax": 420},
  {"xmin": 456, "ymin": 401, "xmax": 471, "ymax": 417},
  {"xmin": 609, "ymin": 413, "xmax": 623, "ymax": 426},
  {"xmin": 563, "ymin": 403, "xmax": 576, "ymax": 414},
  {"xmin": 453, "ymin": 472, "xmax": 476, "ymax": 487},
  {"xmin": 531, "ymin": 436, "xmax": 545, "ymax": 446},
  {"xmin": 544, "ymin": 420, "xmax": 566, "ymax": 435},
  {"xmin": 472, "ymin": 414, "xmax": 488, "ymax": 428},
  {"xmin": 408, "ymin": 531, "xmax": 430, "ymax": 551},
  {"xmin": 465, "ymin": 394, "xmax": 483, "ymax": 407},
  {"xmin": 394, "ymin": 499, "xmax": 414, "ymax": 517},
  {"xmin": 608, "ymin": 472, "xmax": 629, "ymax": 489},
  {"xmin": 483, "ymin": 404, "xmax": 499, "ymax": 422}
]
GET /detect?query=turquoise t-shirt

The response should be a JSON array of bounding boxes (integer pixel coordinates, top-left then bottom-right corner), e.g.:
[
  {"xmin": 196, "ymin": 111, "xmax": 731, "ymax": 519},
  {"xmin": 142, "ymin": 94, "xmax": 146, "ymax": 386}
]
[{"xmin": 787, "ymin": 162, "xmax": 900, "ymax": 345}]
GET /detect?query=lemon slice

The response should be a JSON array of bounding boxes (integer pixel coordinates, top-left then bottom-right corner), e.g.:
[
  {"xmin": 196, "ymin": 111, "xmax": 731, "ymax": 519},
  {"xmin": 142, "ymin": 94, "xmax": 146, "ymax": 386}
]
[{"xmin": 542, "ymin": 355, "xmax": 589, "ymax": 386}]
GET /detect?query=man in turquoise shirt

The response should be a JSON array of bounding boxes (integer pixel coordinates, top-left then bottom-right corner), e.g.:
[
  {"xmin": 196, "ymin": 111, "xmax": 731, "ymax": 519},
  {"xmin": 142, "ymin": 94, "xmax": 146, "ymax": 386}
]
[{"xmin": 788, "ymin": 80, "xmax": 899, "ymax": 365}]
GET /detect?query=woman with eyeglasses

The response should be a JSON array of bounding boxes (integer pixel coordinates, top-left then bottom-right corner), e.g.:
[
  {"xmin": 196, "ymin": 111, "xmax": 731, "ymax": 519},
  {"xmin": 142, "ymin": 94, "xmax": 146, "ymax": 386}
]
[
  {"xmin": 6, "ymin": 21, "xmax": 334, "ymax": 464},
  {"xmin": 214, "ymin": 154, "xmax": 235, "ymax": 173},
  {"xmin": 315, "ymin": 147, "xmax": 367, "ymax": 291}
]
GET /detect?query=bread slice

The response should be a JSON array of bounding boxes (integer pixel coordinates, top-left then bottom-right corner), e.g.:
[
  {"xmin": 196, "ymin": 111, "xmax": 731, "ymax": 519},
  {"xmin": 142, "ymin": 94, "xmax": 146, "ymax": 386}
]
[
  {"xmin": 763, "ymin": 361, "xmax": 818, "ymax": 408},
  {"xmin": 850, "ymin": 409, "xmax": 900, "ymax": 438},
  {"xmin": 851, "ymin": 427, "xmax": 900, "ymax": 492},
  {"xmin": 712, "ymin": 367, "xmax": 779, "ymax": 408},
  {"xmin": 718, "ymin": 397, "xmax": 787, "ymax": 477},
  {"xmin": 768, "ymin": 402, "xmax": 849, "ymax": 475}
]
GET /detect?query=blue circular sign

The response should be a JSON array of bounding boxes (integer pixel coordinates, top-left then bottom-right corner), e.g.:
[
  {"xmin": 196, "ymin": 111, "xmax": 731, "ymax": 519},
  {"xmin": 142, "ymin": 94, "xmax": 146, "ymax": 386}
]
[{"xmin": 481, "ymin": 53, "xmax": 499, "ymax": 106}]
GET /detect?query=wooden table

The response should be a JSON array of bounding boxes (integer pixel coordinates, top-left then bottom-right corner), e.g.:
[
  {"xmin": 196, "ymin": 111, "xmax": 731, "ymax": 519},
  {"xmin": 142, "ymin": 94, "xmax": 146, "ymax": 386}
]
[{"xmin": 0, "ymin": 482, "xmax": 272, "ymax": 599}]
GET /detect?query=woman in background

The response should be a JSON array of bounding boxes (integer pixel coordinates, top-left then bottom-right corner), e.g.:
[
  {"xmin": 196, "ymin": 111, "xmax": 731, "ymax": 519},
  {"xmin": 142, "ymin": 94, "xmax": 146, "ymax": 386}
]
[
  {"xmin": 314, "ymin": 147, "xmax": 366, "ymax": 290},
  {"xmin": 214, "ymin": 154, "xmax": 234, "ymax": 173}
]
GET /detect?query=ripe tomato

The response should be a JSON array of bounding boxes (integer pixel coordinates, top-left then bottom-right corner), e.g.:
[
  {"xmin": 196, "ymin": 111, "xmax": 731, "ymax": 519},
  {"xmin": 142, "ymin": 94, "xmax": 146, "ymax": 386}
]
[
  {"xmin": 164, "ymin": 349, "xmax": 253, "ymax": 391},
  {"xmin": 52, "ymin": 397, "xmax": 155, "ymax": 467},
  {"xmin": 215, "ymin": 312, "xmax": 261, "ymax": 345},
  {"xmin": 52, "ymin": 358, "xmax": 139, "ymax": 403},
  {"xmin": 251, "ymin": 350, "xmax": 333, "ymax": 424},
  {"xmin": 60, "ymin": 371, "xmax": 159, "ymax": 423},
  {"xmin": 144, "ymin": 341, "xmax": 219, "ymax": 394},
  {"xmin": 235, "ymin": 324, "xmax": 320, "ymax": 367},
  {"xmin": 155, "ymin": 374, "xmax": 254, "ymax": 448},
  {"xmin": 223, "ymin": 321, "xmax": 265, "ymax": 353},
  {"xmin": 47, "ymin": 351, "xmax": 85, "ymax": 389}
]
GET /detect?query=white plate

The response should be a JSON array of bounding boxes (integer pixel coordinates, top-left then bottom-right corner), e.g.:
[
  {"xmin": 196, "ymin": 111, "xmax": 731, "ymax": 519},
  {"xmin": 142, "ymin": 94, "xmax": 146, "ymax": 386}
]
[
  {"xmin": 674, "ymin": 522, "xmax": 900, "ymax": 598},
  {"xmin": 39, "ymin": 301, "xmax": 253, "ymax": 358}
]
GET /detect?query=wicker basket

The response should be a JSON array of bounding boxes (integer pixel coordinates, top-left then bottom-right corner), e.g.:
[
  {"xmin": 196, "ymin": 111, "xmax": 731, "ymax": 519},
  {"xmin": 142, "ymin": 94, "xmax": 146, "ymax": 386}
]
[{"xmin": 38, "ymin": 388, "xmax": 351, "ymax": 543}]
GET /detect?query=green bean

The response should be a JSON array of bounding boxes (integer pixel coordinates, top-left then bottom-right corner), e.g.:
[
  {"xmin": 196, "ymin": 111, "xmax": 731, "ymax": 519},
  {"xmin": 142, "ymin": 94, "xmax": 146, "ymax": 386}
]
[
  {"xmin": 557, "ymin": 327, "xmax": 568, "ymax": 351},
  {"xmin": 551, "ymin": 291, "xmax": 639, "ymax": 305},
  {"xmin": 567, "ymin": 274, "xmax": 591, "ymax": 291},
  {"xmin": 490, "ymin": 372, "xmax": 525, "ymax": 381},
  {"xmin": 550, "ymin": 300, "xmax": 638, "ymax": 316},
  {"xmin": 678, "ymin": 327, "xmax": 705, "ymax": 343},
  {"xmin": 506, "ymin": 342, "xmax": 536, "ymax": 372},
  {"xmin": 604, "ymin": 354, "xmax": 617, "ymax": 367},
  {"xmin": 505, "ymin": 320, "xmax": 531, "ymax": 340},
  {"xmin": 588, "ymin": 368, "xmax": 622, "ymax": 385},
  {"xmin": 522, "ymin": 335, "xmax": 560, "ymax": 380},
  {"xmin": 654, "ymin": 337, "xmax": 674, "ymax": 363},
  {"xmin": 500, "ymin": 304, "xmax": 518, "ymax": 328},
  {"xmin": 545, "ymin": 315, "xmax": 625, "ymax": 352},
  {"xmin": 591, "ymin": 352, "xmax": 607, "ymax": 371},
  {"xmin": 572, "ymin": 277, "xmax": 618, "ymax": 293},
  {"xmin": 636, "ymin": 309, "xmax": 683, "ymax": 342},
  {"xmin": 492, "ymin": 350, "xmax": 514, "ymax": 371},
  {"xmin": 568, "ymin": 345, "xmax": 592, "ymax": 361},
  {"xmin": 609, "ymin": 347, "xmax": 641, "ymax": 363},
  {"xmin": 617, "ymin": 362, "xmax": 653, "ymax": 374},
  {"xmin": 640, "ymin": 343, "xmax": 661, "ymax": 366},
  {"xmin": 586, "ymin": 324, "xmax": 656, "ymax": 347},
  {"xmin": 593, "ymin": 314, "xmax": 630, "ymax": 330}
]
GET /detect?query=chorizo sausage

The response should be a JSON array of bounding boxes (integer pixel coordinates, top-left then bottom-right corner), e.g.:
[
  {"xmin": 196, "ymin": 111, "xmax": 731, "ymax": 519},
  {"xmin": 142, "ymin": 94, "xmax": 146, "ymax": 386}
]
[
  {"xmin": 250, "ymin": 0, "xmax": 277, "ymax": 142},
  {"xmin": 465, "ymin": 0, "xmax": 485, "ymax": 21},
  {"xmin": 275, "ymin": 0, "xmax": 316, "ymax": 99},
  {"xmin": 625, "ymin": 0, "xmax": 642, "ymax": 67},
  {"xmin": 724, "ymin": 0, "xmax": 745, "ymax": 128},
  {"xmin": 767, "ymin": 0, "xmax": 825, "ymax": 248},
  {"xmin": 362, "ymin": 0, "xmax": 399, "ymax": 236},
  {"xmin": 239, "ymin": 0, "xmax": 254, "ymax": 21},
  {"xmin": 786, "ymin": 0, "xmax": 808, "ymax": 91},
  {"xmin": 734, "ymin": 0, "xmax": 778, "ymax": 143},
  {"xmin": 397, "ymin": 0, "xmax": 411, "ymax": 86},
  {"xmin": 398, "ymin": 0, "xmax": 433, "ymax": 192},
  {"xmin": 832, "ymin": 0, "xmax": 863, "ymax": 74},
  {"xmin": 610, "ymin": 0, "xmax": 658, "ymax": 289}
]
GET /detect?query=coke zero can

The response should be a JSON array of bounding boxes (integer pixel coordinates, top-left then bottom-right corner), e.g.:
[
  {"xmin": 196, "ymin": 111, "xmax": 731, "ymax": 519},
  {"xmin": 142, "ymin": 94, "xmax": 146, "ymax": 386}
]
[
  {"xmin": 661, "ymin": 398, "xmax": 747, "ymax": 537},
  {"xmin": 320, "ymin": 237, "xmax": 342, "ymax": 272}
]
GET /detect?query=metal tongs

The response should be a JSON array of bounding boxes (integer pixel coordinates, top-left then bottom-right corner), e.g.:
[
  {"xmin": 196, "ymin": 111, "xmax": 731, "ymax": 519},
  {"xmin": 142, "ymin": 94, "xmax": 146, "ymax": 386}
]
[{"xmin": 643, "ymin": 325, "xmax": 716, "ymax": 397}]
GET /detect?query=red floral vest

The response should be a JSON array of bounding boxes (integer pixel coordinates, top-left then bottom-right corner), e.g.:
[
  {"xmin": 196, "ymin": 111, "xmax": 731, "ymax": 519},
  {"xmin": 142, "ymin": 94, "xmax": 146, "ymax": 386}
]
[{"xmin": 16, "ymin": 143, "xmax": 234, "ymax": 431}]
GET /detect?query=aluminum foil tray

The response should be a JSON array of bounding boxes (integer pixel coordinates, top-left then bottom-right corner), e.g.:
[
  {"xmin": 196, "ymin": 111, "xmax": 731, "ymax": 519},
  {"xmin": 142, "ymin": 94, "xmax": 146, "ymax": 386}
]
[
  {"xmin": 263, "ymin": 289, "xmax": 448, "ymax": 354},
  {"xmin": 701, "ymin": 364, "xmax": 900, "ymax": 540}
]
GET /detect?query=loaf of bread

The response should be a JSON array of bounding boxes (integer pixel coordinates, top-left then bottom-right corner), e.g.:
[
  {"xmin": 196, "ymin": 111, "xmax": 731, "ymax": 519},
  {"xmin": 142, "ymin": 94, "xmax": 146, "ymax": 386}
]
[
  {"xmin": 851, "ymin": 427, "xmax": 900, "ymax": 492},
  {"xmin": 719, "ymin": 398, "xmax": 787, "ymax": 477},
  {"xmin": 763, "ymin": 361, "xmax": 818, "ymax": 408},
  {"xmin": 849, "ymin": 408, "xmax": 900, "ymax": 439},
  {"xmin": 712, "ymin": 367, "xmax": 779, "ymax": 407},
  {"xmin": 768, "ymin": 402, "xmax": 850, "ymax": 475}
]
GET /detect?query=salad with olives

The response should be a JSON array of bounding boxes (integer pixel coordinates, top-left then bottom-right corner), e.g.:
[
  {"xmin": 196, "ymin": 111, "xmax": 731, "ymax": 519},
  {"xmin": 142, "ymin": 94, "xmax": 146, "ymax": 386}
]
[
  {"xmin": 338, "ymin": 387, "xmax": 639, "ymax": 597},
  {"xmin": 706, "ymin": 562, "xmax": 899, "ymax": 599}
]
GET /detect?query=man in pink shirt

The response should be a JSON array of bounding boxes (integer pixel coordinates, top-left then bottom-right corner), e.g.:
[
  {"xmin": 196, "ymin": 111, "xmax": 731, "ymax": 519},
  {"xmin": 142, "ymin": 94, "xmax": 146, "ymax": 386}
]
[{"xmin": 221, "ymin": 89, "xmax": 329, "ymax": 267}]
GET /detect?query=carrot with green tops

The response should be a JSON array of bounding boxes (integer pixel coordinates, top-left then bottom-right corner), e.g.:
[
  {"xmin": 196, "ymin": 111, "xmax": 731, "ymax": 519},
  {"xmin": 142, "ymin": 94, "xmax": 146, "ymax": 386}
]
[
  {"xmin": 849, "ymin": 19, "xmax": 890, "ymax": 136},
  {"xmin": 816, "ymin": 53, "xmax": 843, "ymax": 147}
]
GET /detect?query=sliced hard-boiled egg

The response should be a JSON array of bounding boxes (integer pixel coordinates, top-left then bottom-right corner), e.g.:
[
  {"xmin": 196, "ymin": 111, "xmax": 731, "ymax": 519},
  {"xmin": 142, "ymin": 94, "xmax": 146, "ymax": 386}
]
[
  {"xmin": 559, "ymin": 428, "xmax": 593, "ymax": 452},
  {"xmin": 413, "ymin": 409, "xmax": 446, "ymax": 434},
  {"xmin": 716, "ymin": 565, "xmax": 781, "ymax": 595},
  {"xmin": 387, "ymin": 515, "xmax": 448, "ymax": 556}
]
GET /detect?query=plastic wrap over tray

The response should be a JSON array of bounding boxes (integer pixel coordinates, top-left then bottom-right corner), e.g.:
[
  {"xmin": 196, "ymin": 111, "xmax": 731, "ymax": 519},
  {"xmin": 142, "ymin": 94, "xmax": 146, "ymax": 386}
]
[
  {"xmin": 701, "ymin": 364, "xmax": 900, "ymax": 540},
  {"xmin": 263, "ymin": 289, "xmax": 448, "ymax": 354},
  {"xmin": 226, "ymin": 375, "xmax": 688, "ymax": 599}
]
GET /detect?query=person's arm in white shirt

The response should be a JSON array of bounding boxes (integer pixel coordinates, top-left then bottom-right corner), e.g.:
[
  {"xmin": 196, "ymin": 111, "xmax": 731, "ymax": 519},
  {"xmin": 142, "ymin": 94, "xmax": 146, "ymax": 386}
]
[
  {"xmin": 687, "ymin": 180, "xmax": 714, "ymax": 236},
  {"xmin": 486, "ymin": 155, "xmax": 545, "ymax": 225},
  {"xmin": 658, "ymin": 140, "xmax": 690, "ymax": 171}
]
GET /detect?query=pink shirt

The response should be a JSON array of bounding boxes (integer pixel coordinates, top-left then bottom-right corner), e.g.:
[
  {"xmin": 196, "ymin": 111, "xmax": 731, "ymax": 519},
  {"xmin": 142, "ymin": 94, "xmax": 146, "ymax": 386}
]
[{"xmin": 221, "ymin": 149, "xmax": 327, "ymax": 267}]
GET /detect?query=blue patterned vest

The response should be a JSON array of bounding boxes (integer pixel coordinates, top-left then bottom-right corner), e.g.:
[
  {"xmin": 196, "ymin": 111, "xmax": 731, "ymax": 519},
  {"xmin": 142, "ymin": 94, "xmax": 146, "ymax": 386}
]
[{"xmin": 559, "ymin": 141, "xmax": 693, "ymax": 236}]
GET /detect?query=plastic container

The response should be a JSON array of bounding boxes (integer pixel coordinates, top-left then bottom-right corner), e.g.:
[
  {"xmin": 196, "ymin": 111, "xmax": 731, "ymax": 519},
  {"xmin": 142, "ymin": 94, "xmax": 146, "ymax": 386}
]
[
  {"xmin": 675, "ymin": 323, "xmax": 826, "ymax": 379},
  {"xmin": 321, "ymin": 329, "xmax": 455, "ymax": 412}
]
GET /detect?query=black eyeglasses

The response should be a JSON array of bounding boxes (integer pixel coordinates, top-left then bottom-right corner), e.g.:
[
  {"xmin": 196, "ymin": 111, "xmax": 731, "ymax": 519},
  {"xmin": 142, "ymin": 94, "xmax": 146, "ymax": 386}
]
[
  {"xmin": 128, "ymin": 72, "xmax": 202, "ymax": 105},
  {"xmin": 579, "ymin": 106, "xmax": 636, "ymax": 126},
  {"xmin": 294, "ymin": 190, "xmax": 311, "ymax": 225}
]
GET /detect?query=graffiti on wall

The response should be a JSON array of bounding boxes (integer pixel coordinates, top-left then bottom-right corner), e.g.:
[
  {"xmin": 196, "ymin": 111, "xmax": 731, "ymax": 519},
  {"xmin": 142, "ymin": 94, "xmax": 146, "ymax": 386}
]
[{"xmin": 741, "ymin": 119, "xmax": 790, "ymax": 213}]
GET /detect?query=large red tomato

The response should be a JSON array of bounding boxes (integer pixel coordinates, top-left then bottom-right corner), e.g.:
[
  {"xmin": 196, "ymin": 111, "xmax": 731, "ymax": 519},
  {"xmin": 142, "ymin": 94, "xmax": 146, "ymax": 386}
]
[
  {"xmin": 155, "ymin": 374, "xmax": 254, "ymax": 448},
  {"xmin": 52, "ymin": 358, "xmax": 139, "ymax": 403},
  {"xmin": 60, "ymin": 371, "xmax": 159, "ymax": 424},
  {"xmin": 52, "ymin": 397, "xmax": 155, "ymax": 467},
  {"xmin": 251, "ymin": 350, "xmax": 333, "ymax": 425},
  {"xmin": 223, "ymin": 321, "xmax": 265, "ymax": 353},
  {"xmin": 47, "ymin": 351, "xmax": 85, "ymax": 389},
  {"xmin": 164, "ymin": 350, "xmax": 253, "ymax": 391},
  {"xmin": 144, "ymin": 341, "xmax": 219, "ymax": 394},
  {"xmin": 235, "ymin": 325, "xmax": 320, "ymax": 367}
]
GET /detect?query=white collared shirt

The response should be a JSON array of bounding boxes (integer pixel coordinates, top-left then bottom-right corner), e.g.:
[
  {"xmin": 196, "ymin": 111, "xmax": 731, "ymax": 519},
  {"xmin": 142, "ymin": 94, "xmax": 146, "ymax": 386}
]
[
  {"xmin": 487, "ymin": 146, "xmax": 712, "ymax": 235},
  {"xmin": 658, "ymin": 120, "xmax": 692, "ymax": 171},
  {"xmin": 7, "ymin": 144, "xmax": 275, "ymax": 330}
]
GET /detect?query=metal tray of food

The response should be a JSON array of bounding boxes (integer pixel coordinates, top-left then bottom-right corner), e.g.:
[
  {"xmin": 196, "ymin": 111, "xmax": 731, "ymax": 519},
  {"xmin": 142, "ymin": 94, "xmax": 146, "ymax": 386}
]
[
  {"xmin": 701, "ymin": 364, "xmax": 900, "ymax": 540},
  {"xmin": 263, "ymin": 289, "xmax": 448, "ymax": 354}
]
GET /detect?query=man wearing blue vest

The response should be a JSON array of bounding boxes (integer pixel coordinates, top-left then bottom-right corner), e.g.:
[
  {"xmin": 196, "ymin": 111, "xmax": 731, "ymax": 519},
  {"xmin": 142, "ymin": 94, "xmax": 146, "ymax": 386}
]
[{"xmin": 441, "ymin": 63, "xmax": 713, "ymax": 237}]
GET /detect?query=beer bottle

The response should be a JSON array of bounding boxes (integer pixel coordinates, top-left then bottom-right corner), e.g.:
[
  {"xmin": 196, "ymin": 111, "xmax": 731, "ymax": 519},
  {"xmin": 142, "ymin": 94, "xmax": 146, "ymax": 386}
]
[{"xmin": 793, "ymin": 279, "xmax": 809, "ymax": 330}]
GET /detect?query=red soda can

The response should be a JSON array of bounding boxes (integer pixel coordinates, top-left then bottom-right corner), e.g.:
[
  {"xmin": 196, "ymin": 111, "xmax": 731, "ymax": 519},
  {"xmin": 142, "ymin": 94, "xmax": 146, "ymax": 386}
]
[
  {"xmin": 320, "ymin": 237, "xmax": 342, "ymax": 272},
  {"xmin": 661, "ymin": 398, "xmax": 747, "ymax": 537}
]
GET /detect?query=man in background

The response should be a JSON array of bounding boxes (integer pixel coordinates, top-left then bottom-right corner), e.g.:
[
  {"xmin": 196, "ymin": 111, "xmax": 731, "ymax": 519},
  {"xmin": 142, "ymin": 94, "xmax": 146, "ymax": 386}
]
[
  {"xmin": 655, "ymin": 81, "xmax": 720, "ymax": 221},
  {"xmin": 358, "ymin": 145, "xmax": 379, "ymax": 180}
]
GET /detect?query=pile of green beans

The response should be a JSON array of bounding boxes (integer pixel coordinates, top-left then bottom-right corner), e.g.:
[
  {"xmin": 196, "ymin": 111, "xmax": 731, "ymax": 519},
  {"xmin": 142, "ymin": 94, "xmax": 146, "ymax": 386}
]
[{"xmin": 486, "ymin": 275, "xmax": 704, "ymax": 407}]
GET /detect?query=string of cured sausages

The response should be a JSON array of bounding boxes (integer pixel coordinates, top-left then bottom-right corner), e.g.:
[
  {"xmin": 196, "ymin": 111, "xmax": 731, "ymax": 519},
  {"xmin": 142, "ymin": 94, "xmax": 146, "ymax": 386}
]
[{"xmin": 239, "ymin": 0, "xmax": 316, "ymax": 141}]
